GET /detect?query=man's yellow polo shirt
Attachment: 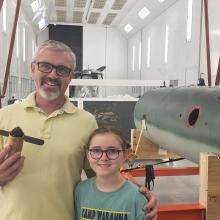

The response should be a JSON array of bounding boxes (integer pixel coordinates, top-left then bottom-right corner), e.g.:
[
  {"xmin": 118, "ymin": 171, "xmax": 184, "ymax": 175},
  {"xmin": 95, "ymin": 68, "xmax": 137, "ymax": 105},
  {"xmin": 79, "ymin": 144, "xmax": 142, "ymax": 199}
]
[{"xmin": 0, "ymin": 92, "xmax": 97, "ymax": 220}]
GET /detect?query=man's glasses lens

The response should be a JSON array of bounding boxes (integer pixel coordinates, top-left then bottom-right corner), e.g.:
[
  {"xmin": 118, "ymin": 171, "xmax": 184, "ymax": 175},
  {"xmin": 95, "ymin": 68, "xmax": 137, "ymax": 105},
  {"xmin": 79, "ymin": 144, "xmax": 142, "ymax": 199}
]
[
  {"xmin": 37, "ymin": 62, "xmax": 72, "ymax": 77},
  {"xmin": 88, "ymin": 148, "xmax": 123, "ymax": 160}
]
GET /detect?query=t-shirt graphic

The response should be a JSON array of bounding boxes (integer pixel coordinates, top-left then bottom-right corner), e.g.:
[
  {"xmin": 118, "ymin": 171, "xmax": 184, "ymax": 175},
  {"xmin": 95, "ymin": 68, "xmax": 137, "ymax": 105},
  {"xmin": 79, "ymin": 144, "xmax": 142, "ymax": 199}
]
[{"xmin": 81, "ymin": 207, "xmax": 130, "ymax": 220}]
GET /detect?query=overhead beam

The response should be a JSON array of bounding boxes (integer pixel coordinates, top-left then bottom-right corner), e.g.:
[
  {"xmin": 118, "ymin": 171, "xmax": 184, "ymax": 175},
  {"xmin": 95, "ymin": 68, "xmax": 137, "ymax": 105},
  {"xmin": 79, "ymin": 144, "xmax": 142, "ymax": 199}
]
[{"xmin": 69, "ymin": 79, "xmax": 170, "ymax": 87}]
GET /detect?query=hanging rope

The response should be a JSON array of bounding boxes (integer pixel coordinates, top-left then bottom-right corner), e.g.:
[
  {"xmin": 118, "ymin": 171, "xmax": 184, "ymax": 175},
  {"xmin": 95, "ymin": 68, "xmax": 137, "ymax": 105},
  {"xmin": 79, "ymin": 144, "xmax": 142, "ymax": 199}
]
[
  {"xmin": 126, "ymin": 119, "xmax": 146, "ymax": 167},
  {"xmin": 134, "ymin": 119, "xmax": 145, "ymax": 155}
]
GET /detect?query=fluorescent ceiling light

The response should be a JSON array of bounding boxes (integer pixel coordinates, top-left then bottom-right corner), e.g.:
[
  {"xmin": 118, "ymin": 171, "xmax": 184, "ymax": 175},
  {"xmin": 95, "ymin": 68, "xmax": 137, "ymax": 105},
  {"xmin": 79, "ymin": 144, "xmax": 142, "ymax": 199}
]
[
  {"xmin": 186, "ymin": 0, "xmax": 193, "ymax": 42},
  {"xmin": 132, "ymin": 46, "xmax": 135, "ymax": 72},
  {"xmin": 158, "ymin": 0, "xmax": 165, "ymax": 3},
  {"xmin": 138, "ymin": 41, "xmax": 142, "ymax": 70},
  {"xmin": 32, "ymin": 39, "xmax": 36, "ymax": 55},
  {"xmin": 147, "ymin": 36, "xmax": 151, "ymax": 68},
  {"xmin": 3, "ymin": 1, "xmax": 6, "ymax": 32},
  {"xmin": 16, "ymin": 27, "xmax": 19, "ymax": 57},
  {"xmin": 164, "ymin": 24, "xmax": 169, "ymax": 64},
  {"xmin": 124, "ymin": 24, "xmax": 133, "ymax": 33},
  {"xmin": 23, "ymin": 27, "xmax": 26, "ymax": 62},
  {"xmin": 31, "ymin": 0, "xmax": 40, "ymax": 13},
  {"xmin": 138, "ymin": 7, "xmax": 150, "ymax": 20}
]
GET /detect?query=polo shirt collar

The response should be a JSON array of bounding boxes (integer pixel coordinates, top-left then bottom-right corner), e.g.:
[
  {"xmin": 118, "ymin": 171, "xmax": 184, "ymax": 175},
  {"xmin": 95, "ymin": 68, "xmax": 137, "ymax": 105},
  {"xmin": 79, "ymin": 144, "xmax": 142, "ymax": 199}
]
[{"xmin": 23, "ymin": 92, "xmax": 77, "ymax": 114}]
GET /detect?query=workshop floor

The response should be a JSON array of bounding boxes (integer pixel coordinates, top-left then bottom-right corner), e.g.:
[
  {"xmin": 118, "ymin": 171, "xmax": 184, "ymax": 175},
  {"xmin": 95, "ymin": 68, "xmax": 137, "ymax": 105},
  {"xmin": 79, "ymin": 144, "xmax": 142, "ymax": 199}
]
[{"xmin": 134, "ymin": 159, "xmax": 199, "ymax": 205}]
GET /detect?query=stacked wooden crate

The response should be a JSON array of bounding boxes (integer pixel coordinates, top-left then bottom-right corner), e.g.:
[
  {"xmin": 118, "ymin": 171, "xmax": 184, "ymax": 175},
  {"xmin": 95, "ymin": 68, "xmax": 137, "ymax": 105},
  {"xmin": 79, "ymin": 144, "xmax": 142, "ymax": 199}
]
[
  {"xmin": 131, "ymin": 129, "xmax": 179, "ymax": 160},
  {"xmin": 199, "ymin": 152, "xmax": 220, "ymax": 220}
]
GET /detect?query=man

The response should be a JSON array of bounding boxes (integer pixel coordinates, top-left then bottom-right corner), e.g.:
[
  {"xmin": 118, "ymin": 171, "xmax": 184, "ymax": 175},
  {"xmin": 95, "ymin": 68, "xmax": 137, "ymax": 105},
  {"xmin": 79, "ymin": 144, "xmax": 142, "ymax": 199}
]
[{"xmin": 0, "ymin": 40, "xmax": 157, "ymax": 220}]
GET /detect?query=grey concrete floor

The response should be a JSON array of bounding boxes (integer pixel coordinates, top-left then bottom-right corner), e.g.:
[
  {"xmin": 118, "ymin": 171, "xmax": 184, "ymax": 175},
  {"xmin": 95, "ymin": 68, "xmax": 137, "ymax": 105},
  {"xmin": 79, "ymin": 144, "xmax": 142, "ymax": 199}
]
[{"xmin": 133, "ymin": 159, "xmax": 199, "ymax": 205}]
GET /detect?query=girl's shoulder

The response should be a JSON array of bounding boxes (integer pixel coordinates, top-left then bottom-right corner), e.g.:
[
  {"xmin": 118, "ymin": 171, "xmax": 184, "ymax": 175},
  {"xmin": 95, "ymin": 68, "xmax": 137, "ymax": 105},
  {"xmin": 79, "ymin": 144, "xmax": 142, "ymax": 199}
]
[
  {"xmin": 124, "ymin": 180, "xmax": 140, "ymax": 193},
  {"xmin": 75, "ymin": 177, "xmax": 95, "ymax": 192},
  {"xmin": 123, "ymin": 181, "xmax": 148, "ymax": 202}
]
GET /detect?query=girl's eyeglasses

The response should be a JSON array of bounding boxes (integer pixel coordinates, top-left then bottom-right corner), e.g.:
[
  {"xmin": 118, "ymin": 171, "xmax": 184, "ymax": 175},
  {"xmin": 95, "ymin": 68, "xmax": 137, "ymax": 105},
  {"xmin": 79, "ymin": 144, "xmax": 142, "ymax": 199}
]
[{"xmin": 88, "ymin": 148, "xmax": 124, "ymax": 160}]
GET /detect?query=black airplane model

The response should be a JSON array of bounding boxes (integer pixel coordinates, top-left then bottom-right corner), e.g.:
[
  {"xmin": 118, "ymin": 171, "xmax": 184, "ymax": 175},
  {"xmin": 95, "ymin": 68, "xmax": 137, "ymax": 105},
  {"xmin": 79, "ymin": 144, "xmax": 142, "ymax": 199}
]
[{"xmin": 0, "ymin": 127, "xmax": 44, "ymax": 146}]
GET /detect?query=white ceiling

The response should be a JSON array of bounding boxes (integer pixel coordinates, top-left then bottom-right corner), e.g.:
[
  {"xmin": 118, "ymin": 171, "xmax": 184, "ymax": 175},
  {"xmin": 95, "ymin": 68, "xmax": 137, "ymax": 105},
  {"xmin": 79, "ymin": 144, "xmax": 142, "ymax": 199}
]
[{"xmin": 22, "ymin": 0, "xmax": 179, "ymax": 37}]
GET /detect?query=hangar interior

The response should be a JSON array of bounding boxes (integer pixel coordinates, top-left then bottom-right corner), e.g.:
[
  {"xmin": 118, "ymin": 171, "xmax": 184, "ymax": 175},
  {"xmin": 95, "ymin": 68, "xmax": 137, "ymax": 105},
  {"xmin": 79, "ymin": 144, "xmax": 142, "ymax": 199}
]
[
  {"xmin": 2, "ymin": 0, "xmax": 220, "ymax": 102},
  {"xmin": 1, "ymin": 0, "xmax": 220, "ymax": 219}
]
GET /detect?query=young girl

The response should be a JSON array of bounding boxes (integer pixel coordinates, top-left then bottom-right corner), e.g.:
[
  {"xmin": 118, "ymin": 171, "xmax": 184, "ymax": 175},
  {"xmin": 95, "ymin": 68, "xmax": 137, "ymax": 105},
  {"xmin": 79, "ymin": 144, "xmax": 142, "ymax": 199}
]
[{"xmin": 75, "ymin": 127, "xmax": 149, "ymax": 220}]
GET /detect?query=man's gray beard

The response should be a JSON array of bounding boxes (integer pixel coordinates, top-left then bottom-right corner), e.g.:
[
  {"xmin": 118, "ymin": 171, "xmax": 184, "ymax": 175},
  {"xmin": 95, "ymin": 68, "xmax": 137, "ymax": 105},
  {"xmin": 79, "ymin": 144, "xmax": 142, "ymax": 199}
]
[{"xmin": 39, "ymin": 88, "xmax": 60, "ymax": 101}]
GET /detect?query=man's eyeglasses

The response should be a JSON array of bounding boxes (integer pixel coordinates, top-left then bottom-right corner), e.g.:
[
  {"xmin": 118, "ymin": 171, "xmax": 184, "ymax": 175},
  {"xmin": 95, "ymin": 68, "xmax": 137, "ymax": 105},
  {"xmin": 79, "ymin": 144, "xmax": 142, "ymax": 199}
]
[
  {"xmin": 34, "ymin": 62, "xmax": 72, "ymax": 77},
  {"xmin": 88, "ymin": 148, "xmax": 124, "ymax": 160}
]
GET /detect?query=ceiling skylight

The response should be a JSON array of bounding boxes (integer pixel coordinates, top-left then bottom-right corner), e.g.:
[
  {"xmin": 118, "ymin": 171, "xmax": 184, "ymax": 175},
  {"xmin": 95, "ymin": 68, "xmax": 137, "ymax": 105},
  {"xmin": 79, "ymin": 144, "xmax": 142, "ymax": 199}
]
[
  {"xmin": 124, "ymin": 24, "xmax": 133, "ymax": 33},
  {"xmin": 31, "ymin": 0, "xmax": 40, "ymax": 13},
  {"xmin": 138, "ymin": 7, "xmax": 150, "ymax": 20}
]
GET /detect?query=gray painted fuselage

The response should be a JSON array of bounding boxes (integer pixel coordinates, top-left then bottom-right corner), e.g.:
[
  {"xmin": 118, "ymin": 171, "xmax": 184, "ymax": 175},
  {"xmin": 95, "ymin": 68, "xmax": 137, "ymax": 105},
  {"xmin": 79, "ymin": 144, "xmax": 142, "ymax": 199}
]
[{"xmin": 134, "ymin": 87, "xmax": 220, "ymax": 163}]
